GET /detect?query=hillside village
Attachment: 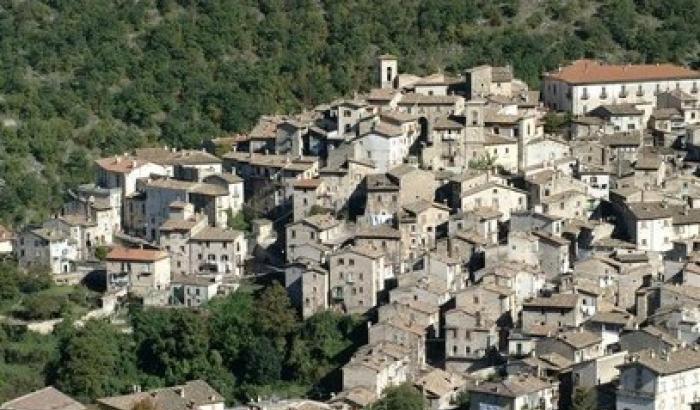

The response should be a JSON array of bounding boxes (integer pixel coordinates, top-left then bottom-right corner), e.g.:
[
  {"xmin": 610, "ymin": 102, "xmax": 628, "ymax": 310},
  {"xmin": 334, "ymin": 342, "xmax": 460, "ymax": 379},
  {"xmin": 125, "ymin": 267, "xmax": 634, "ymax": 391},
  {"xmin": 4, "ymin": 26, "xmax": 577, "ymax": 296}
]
[{"xmin": 6, "ymin": 55, "xmax": 700, "ymax": 409}]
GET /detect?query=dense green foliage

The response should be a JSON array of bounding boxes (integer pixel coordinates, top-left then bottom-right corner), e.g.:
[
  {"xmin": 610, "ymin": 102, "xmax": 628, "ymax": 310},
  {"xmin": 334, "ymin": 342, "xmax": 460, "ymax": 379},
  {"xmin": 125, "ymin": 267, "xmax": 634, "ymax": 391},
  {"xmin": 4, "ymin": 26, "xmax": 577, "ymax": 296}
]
[
  {"xmin": 571, "ymin": 387, "xmax": 598, "ymax": 410},
  {"xmin": 3, "ymin": 283, "xmax": 364, "ymax": 404},
  {"xmin": 0, "ymin": 326, "xmax": 57, "ymax": 401},
  {"xmin": 1, "ymin": 0, "xmax": 699, "ymax": 225},
  {"xmin": 367, "ymin": 383, "xmax": 426, "ymax": 410},
  {"xmin": 0, "ymin": 261, "xmax": 96, "ymax": 321}
]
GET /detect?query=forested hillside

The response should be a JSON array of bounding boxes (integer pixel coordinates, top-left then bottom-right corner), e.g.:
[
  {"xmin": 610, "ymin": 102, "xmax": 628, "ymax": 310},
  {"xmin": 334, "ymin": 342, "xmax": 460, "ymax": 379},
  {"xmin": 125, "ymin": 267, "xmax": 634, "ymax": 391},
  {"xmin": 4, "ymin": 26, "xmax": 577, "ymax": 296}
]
[{"xmin": 0, "ymin": 0, "xmax": 698, "ymax": 225}]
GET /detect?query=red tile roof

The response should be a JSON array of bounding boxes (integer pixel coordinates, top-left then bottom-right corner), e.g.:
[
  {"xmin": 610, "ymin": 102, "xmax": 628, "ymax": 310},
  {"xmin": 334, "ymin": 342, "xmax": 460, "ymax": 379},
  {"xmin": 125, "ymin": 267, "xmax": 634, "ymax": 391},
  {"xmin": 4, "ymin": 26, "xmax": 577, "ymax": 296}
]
[
  {"xmin": 546, "ymin": 59, "xmax": 700, "ymax": 85},
  {"xmin": 95, "ymin": 156, "xmax": 148, "ymax": 173},
  {"xmin": 106, "ymin": 247, "xmax": 168, "ymax": 262},
  {"xmin": 293, "ymin": 178, "xmax": 323, "ymax": 190}
]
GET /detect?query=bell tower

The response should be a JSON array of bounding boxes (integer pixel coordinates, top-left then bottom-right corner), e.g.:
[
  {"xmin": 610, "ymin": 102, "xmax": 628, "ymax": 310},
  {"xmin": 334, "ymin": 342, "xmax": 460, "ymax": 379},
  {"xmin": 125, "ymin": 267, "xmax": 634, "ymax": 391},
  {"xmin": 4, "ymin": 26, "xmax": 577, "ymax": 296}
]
[{"xmin": 378, "ymin": 54, "xmax": 398, "ymax": 89}]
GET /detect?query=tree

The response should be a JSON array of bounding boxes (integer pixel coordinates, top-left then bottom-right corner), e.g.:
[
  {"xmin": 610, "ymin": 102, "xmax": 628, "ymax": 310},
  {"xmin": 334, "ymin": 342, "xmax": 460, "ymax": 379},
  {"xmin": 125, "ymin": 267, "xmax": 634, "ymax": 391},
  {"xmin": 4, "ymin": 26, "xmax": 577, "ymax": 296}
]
[
  {"xmin": 571, "ymin": 387, "xmax": 597, "ymax": 410},
  {"xmin": 468, "ymin": 152, "xmax": 498, "ymax": 171},
  {"xmin": 454, "ymin": 389, "xmax": 470, "ymax": 410},
  {"xmin": 94, "ymin": 246, "xmax": 110, "ymax": 261},
  {"xmin": 239, "ymin": 337, "xmax": 283, "ymax": 385},
  {"xmin": 17, "ymin": 267, "xmax": 53, "ymax": 294},
  {"xmin": 227, "ymin": 209, "xmax": 250, "ymax": 232},
  {"xmin": 543, "ymin": 112, "xmax": 572, "ymax": 134},
  {"xmin": 131, "ymin": 308, "xmax": 216, "ymax": 385},
  {"xmin": 254, "ymin": 282, "xmax": 298, "ymax": 348},
  {"xmin": 51, "ymin": 320, "xmax": 138, "ymax": 401},
  {"xmin": 370, "ymin": 384, "xmax": 425, "ymax": 410},
  {"xmin": 0, "ymin": 262, "xmax": 20, "ymax": 301},
  {"xmin": 209, "ymin": 292, "xmax": 256, "ymax": 370},
  {"xmin": 18, "ymin": 293, "xmax": 66, "ymax": 320}
]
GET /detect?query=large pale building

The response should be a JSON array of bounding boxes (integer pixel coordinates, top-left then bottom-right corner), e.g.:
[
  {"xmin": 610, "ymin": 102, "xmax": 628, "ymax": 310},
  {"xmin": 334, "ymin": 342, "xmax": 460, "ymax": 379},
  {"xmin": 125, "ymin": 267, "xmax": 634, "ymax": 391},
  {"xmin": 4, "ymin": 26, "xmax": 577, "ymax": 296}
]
[{"xmin": 543, "ymin": 59, "xmax": 700, "ymax": 115}]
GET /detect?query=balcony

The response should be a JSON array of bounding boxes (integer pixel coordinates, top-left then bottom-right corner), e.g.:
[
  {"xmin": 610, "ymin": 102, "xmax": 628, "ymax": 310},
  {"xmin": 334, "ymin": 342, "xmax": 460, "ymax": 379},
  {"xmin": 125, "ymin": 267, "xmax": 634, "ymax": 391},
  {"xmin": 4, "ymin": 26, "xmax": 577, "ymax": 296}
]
[
  {"xmin": 619, "ymin": 91, "xmax": 628, "ymax": 98},
  {"xmin": 581, "ymin": 93, "xmax": 589, "ymax": 100}
]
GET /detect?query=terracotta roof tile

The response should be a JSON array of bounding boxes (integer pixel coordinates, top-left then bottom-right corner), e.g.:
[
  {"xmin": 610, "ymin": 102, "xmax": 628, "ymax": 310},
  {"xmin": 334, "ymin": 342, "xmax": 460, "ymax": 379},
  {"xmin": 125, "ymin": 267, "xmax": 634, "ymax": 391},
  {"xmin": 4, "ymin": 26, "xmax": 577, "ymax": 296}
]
[
  {"xmin": 546, "ymin": 59, "xmax": 700, "ymax": 85},
  {"xmin": 106, "ymin": 247, "xmax": 168, "ymax": 262}
]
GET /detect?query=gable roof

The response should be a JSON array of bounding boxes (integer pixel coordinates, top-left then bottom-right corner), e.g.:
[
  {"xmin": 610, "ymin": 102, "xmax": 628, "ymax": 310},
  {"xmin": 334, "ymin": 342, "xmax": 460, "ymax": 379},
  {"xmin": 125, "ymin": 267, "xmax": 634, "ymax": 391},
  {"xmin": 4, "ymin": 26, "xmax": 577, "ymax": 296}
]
[
  {"xmin": 96, "ymin": 380, "xmax": 223, "ymax": 410},
  {"xmin": 1, "ymin": 387, "xmax": 84, "ymax": 410},
  {"xmin": 620, "ymin": 348, "xmax": 700, "ymax": 376},
  {"xmin": 106, "ymin": 247, "xmax": 168, "ymax": 262},
  {"xmin": 546, "ymin": 59, "xmax": 700, "ymax": 85}
]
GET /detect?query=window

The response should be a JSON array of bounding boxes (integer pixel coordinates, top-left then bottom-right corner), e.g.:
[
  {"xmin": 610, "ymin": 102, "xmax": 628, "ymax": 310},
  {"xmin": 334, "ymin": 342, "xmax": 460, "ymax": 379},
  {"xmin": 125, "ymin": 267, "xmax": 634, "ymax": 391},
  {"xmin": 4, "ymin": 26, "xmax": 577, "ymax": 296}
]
[
  {"xmin": 386, "ymin": 67, "xmax": 392, "ymax": 82},
  {"xmin": 343, "ymin": 110, "xmax": 351, "ymax": 118},
  {"xmin": 349, "ymin": 258, "xmax": 355, "ymax": 266},
  {"xmin": 338, "ymin": 258, "xmax": 344, "ymax": 265},
  {"xmin": 600, "ymin": 87, "xmax": 607, "ymax": 99},
  {"xmin": 291, "ymin": 230, "xmax": 296, "ymax": 239}
]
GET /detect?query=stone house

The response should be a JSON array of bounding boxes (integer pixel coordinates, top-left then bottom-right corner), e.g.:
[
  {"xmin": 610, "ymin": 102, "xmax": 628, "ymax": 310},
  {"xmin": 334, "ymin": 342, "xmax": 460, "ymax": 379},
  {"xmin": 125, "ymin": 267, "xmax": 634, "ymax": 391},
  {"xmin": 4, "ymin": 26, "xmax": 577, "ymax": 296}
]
[
  {"xmin": 585, "ymin": 310, "xmax": 636, "ymax": 353},
  {"xmin": 291, "ymin": 178, "xmax": 330, "ymax": 221},
  {"xmin": 15, "ymin": 228, "xmax": 79, "ymax": 275},
  {"xmin": 532, "ymin": 231, "xmax": 571, "ymax": 278},
  {"xmin": 414, "ymin": 368, "xmax": 466, "ymax": 410},
  {"xmin": 619, "ymin": 325, "xmax": 683, "ymax": 355},
  {"xmin": 479, "ymin": 262, "xmax": 547, "ymax": 306},
  {"xmin": 390, "ymin": 274, "xmax": 452, "ymax": 308},
  {"xmin": 364, "ymin": 164, "xmax": 437, "ymax": 225},
  {"xmin": 378, "ymin": 300, "xmax": 440, "ymax": 338},
  {"xmin": 353, "ymin": 225, "xmax": 402, "ymax": 275},
  {"xmin": 342, "ymin": 342, "xmax": 411, "ymax": 397},
  {"xmin": 301, "ymin": 264, "xmax": 329, "ymax": 319},
  {"xmin": 318, "ymin": 158, "xmax": 376, "ymax": 214},
  {"xmin": 467, "ymin": 375, "xmax": 559, "ymax": 410},
  {"xmin": 449, "ymin": 207, "xmax": 501, "ymax": 245},
  {"xmin": 521, "ymin": 294, "xmax": 585, "ymax": 333},
  {"xmin": 571, "ymin": 350, "xmax": 627, "ymax": 389},
  {"xmin": 460, "ymin": 182, "xmax": 527, "ymax": 221},
  {"xmin": 286, "ymin": 214, "xmax": 347, "ymax": 263},
  {"xmin": 171, "ymin": 275, "xmax": 220, "ymax": 308},
  {"xmin": 425, "ymin": 251, "xmax": 464, "ymax": 292},
  {"xmin": 398, "ymin": 200, "xmax": 450, "ymax": 260},
  {"xmin": 542, "ymin": 59, "xmax": 700, "ymax": 115},
  {"xmin": 356, "ymin": 116, "xmax": 419, "ymax": 172},
  {"xmin": 95, "ymin": 155, "xmax": 168, "ymax": 197},
  {"xmin": 455, "ymin": 283, "xmax": 515, "ymax": 324},
  {"xmin": 368, "ymin": 317, "xmax": 426, "ymax": 368},
  {"xmin": 616, "ymin": 348, "xmax": 700, "ymax": 410},
  {"xmin": 188, "ymin": 227, "xmax": 247, "ymax": 277},
  {"xmin": 535, "ymin": 329, "xmax": 603, "ymax": 365},
  {"xmin": 329, "ymin": 245, "xmax": 387, "ymax": 314},
  {"xmin": 96, "ymin": 380, "xmax": 224, "ymax": 410},
  {"xmin": 1, "ymin": 386, "xmax": 85, "ymax": 410},
  {"xmin": 444, "ymin": 308, "xmax": 498, "ymax": 372},
  {"xmin": 105, "ymin": 247, "xmax": 170, "ymax": 302},
  {"xmin": 158, "ymin": 203, "xmax": 209, "ymax": 276}
]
